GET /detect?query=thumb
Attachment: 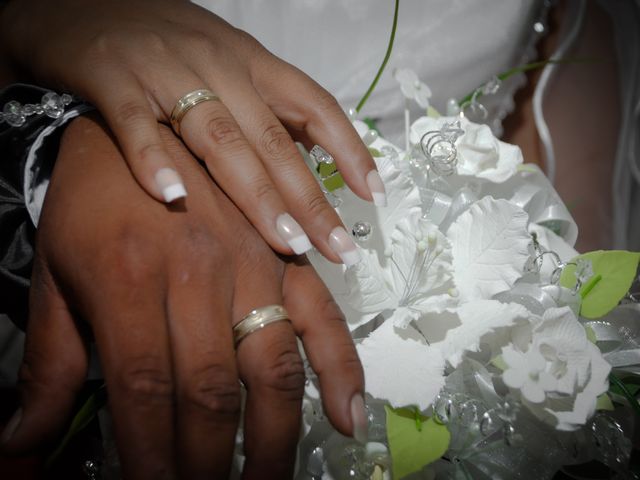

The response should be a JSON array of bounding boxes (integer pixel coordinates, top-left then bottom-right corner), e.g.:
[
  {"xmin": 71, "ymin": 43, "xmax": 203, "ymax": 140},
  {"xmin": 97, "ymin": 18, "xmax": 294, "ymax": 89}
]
[{"xmin": 1, "ymin": 262, "xmax": 88, "ymax": 454}]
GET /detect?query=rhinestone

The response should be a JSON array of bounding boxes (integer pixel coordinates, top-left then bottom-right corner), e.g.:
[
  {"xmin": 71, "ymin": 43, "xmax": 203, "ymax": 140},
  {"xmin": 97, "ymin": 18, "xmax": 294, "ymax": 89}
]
[
  {"xmin": 503, "ymin": 423, "xmax": 523, "ymax": 447},
  {"xmin": 61, "ymin": 93, "xmax": 73, "ymax": 105},
  {"xmin": 310, "ymin": 145, "xmax": 334, "ymax": 165},
  {"xmin": 34, "ymin": 105, "xmax": 44, "ymax": 114},
  {"xmin": 352, "ymin": 221, "xmax": 372, "ymax": 242},
  {"xmin": 22, "ymin": 104, "xmax": 35, "ymax": 115},
  {"xmin": 41, "ymin": 92, "xmax": 64, "ymax": 119},
  {"xmin": 534, "ymin": 21, "xmax": 546, "ymax": 33},
  {"xmin": 3, "ymin": 101, "xmax": 26, "ymax": 127}
]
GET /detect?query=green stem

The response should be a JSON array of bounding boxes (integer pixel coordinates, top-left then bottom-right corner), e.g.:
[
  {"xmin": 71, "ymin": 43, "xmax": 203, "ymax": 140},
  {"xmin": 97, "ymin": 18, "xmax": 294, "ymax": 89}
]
[
  {"xmin": 355, "ymin": 0, "xmax": 399, "ymax": 113},
  {"xmin": 458, "ymin": 57, "xmax": 596, "ymax": 107}
]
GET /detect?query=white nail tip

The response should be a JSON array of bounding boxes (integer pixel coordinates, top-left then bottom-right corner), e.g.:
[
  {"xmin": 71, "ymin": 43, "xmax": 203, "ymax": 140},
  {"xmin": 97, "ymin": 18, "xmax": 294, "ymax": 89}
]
[
  {"xmin": 155, "ymin": 168, "xmax": 187, "ymax": 203},
  {"xmin": 162, "ymin": 183, "xmax": 187, "ymax": 203},
  {"xmin": 372, "ymin": 192, "xmax": 387, "ymax": 207},
  {"xmin": 328, "ymin": 226, "xmax": 361, "ymax": 267},
  {"xmin": 366, "ymin": 170, "xmax": 387, "ymax": 207},
  {"xmin": 276, "ymin": 213, "xmax": 312, "ymax": 254},
  {"xmin": 341, "ymin": 249, "xmax": 362, "ymax": 267},
  {"xmin": 288, "ymin": 235, "xmax": 313, "ymax": 255}
]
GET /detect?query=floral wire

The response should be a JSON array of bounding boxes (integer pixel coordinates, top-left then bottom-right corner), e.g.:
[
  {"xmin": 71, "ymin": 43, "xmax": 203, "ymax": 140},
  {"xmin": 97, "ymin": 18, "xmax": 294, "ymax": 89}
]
[
  {"xmin": 457, "ymin": 57, "xmax": 596, "ymax": 107},
  {"xmin": 355, "ymin": 0, "xmax": 399, "ymax": 113}
]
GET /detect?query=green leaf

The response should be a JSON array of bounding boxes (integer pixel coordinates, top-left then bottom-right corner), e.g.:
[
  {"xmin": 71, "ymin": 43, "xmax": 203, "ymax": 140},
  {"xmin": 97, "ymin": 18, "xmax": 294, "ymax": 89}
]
[
  {"xmin": 46, "ymin": 384, "xmax": 108, "ymax": 468},
  {"xmin": 369, "ymin": 147, "xmax": 383, "ymax": 158},
  {"xmin": 609, "ymin": 374, "xmax": 640, "ymax": 418},
  {"xmin": 316, "ymin": 162, "xmax": 345, "ymax": 192},
  {"xmin": 585, "ymin": 325, "xmax": 597, "ymax": 344},
  {"xmin": 490, "ymin": 355, "xmax": 508, "ymax": 371},
  {"xmin": 426, "ymin": 106, "xmax": 441, "ymax": 118},
  {"xmin": 560, "ymin": 250, "xmax": 640, "ymax": 319},
  {"xmin": 596, "ymin": 393, "xmax": 614, "ymax": 411},
  {"xmin": 385, "ymin": 405, "xmax": 450, "ymax": 479},
  {"xmin": 517, "ymin": 164, "xmax": 539, "ymax": 173}
]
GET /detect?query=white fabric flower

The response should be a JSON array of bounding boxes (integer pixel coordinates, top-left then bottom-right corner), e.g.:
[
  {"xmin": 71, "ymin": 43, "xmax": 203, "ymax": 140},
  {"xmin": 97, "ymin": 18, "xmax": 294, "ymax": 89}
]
[
  {"xmin": 502, "ymin": 346, "xmax": 558, "ymax": 404},
  {"xmin": 411, "ymin": 116, "xmax": 523, "ymax": 183},
  {"xmin": 356, "ymin": 320, "xmax": 445, "ymax": 409},
  {"xmin": 394, "ymin": 68, "xmax": 432, "ymax": 109},
  {"xmin": 345, "ymin": 214, "xmax": 457, "ymax": 328},
  {"xmin": 500, "ymin": 306, "xmax": 611, "ymax": 430}
]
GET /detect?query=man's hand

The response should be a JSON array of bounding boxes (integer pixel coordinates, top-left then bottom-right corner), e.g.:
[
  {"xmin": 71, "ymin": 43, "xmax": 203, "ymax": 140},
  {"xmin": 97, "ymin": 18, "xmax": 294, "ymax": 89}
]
[{"xmin": 0, "ymin": 115, "xmax": 366, "ymax": 479}]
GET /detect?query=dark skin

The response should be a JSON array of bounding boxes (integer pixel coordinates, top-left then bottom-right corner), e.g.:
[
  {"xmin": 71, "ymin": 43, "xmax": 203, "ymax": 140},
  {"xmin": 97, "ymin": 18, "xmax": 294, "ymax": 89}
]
[{"xmin": 1, "ymin": 115, "xmax": 365, "ymax": 479}]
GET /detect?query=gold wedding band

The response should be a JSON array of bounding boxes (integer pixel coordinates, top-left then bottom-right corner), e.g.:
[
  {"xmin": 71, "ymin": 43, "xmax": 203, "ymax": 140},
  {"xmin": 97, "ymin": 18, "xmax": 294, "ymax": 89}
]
[
  {"xmin": 233, "ymin": 305, "xmax": 290, "ymax": 347},
  {"xmin": 170, "ymin": 88, "xmax": 220, "ymax": 136}
]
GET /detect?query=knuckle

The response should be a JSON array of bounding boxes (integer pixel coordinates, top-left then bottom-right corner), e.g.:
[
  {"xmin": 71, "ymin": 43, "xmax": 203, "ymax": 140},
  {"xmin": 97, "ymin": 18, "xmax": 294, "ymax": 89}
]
[
  {"xmin": 183, "ymin": 363, "xmax": 241, "ymax": 417},
  {"xmin": 299, "ymin": 188, "xmax": 332, "ymax": 219},
  {"xmin": 204, "ymin": 116, "xmax": 245, "ymax": 149},
  {"xmin": 258, "ymin": 347, "xmax": 305, "ymax": 401},
  {"xmin": 106, "ymin": 225, "xmax": 159, "ymax": 283},
  {"xmin": 117, "ymin": 357, "xmax": 174, "ymax": 404},
  {"xmin": 113, "ymin": 100, "xmax": 150, "ymax": 128},
  {"xmin": 309, "ymin": 88, "xmax": 340, "ymax": 116},
  {"xmin": 247, "ymin": 175, "xmax": 277, "ymax": 202},
  {"xmin": 260, "ymin": 124, "xmax": 294, "ymax": 160},
  {"xmin": 176, "ymin": 226, "xmax": 232, "ymax": 278},
  {"xmin": 138, "ymin": 30, "xmax": 169, "ymax": 57}
]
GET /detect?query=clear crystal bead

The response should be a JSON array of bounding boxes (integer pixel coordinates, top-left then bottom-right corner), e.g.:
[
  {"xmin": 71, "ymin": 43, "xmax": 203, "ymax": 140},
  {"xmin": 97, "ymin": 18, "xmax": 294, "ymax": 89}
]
[
  {"xmin": 61, "ymin": 93, "xmax": 73, "ymax": 105},
  {"xmin": 325, "ymin": 443, "xmax": 374, "ymax": 480},
  {"xmin": 3, "ymin": 101, "xmax": 26, "ymax": 127},
  {"xmin": 503, "ymin": 423, "xmax": 523, "ymax": 447},
  {"xmin": 352, "ymin": 221, "xmax": 372, "ymax": 242},
  {"xmin": 34, "ymin": 105, "xmax": 44, "ymax": 114},
  {"xmin": 41, "ymin": 92, "xmax": 64, "ymax": 119},
  {"xmin": 362, "ymin": 129, "xmax": 378, "ymax": 146},
  {"xmin": 480, "ymin": 410, "xmax": 503, "ymax": 436},
  {"xmin": 22, "ymin": 104, "xmax": 36, "ymax": 116},
  {"xmin": 310, "ymin": 145, "xmax": 334, "ymax": 165}
]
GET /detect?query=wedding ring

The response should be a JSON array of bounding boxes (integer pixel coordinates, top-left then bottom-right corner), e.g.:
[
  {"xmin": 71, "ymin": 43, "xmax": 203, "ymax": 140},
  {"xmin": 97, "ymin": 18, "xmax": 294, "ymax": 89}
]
[
  {"xmin": 170, "ymin": 88, "xmax": 220, "ymax": 136},
  {"xmin": 233, "ymin": 304, "xmax": 290, "ymax": 347}
]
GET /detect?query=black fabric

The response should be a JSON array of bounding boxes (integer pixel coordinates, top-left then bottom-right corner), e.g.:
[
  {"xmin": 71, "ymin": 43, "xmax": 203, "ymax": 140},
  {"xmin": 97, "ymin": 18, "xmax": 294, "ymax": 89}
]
[{"xmin": 0, "ymin": 83, "xmax": 92, "ymax": 329}]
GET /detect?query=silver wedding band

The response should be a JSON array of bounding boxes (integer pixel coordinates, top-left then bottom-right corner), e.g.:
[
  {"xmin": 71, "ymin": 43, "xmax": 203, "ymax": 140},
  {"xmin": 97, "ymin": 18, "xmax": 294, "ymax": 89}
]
[
  {"xmin": 233, "ymin": 304, "xmax": 290, "ymax": 347},
  {"xmin": 170, "ymin": 88, "xmax": 220, "ymax": 136}
]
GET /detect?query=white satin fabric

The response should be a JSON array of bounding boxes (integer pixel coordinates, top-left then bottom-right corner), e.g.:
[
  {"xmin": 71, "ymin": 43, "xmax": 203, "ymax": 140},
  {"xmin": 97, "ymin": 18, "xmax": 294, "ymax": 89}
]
[{"xmin": 195, "ymin": 0, "xmax": 544, "ymax": 141}]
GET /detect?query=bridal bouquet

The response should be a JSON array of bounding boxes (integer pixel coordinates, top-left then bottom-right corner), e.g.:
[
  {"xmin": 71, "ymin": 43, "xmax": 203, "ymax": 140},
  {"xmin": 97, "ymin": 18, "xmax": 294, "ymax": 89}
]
[{"xmin": 292, "ymin": 75, "xmax": 639, "ymax": 479}]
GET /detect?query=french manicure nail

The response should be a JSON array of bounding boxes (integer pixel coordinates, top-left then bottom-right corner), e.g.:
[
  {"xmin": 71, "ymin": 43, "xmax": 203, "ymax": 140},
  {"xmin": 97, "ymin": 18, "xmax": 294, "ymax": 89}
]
[
  {"xmin": 1, "ymin": 408, "xmax": 22, "ymax": 445},
  {"xmin": 366, "ymin": 170, "xmax": 387, "ymax": 207},
  {"xmin": 155, "ymin": 168, "xmax": 187, "ymax": 203},
  {"xmin": 329, "ymin": 226, "xmax": 360, "ymax": 267},
  {"xmin": 350, "ymin": 394, "xmax": 368, "ymax": 444},
  {"xmin": 276, "ymin": 213, "xmax": 312, "ymax": 254}
]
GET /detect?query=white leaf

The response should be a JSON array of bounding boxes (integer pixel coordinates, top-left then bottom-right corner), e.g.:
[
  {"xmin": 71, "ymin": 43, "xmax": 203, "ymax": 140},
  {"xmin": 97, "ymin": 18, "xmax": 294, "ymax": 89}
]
[
  {"xmin": 447, "ymin": 197, "xmax": 530, "ymax": 302},
  {"xmin": 357, "ymin": 320, "xmax": 445, "ymax": 409},
  {"xmin": 429, "ymin": 300, "xmax": 530, "ymax": 366}
]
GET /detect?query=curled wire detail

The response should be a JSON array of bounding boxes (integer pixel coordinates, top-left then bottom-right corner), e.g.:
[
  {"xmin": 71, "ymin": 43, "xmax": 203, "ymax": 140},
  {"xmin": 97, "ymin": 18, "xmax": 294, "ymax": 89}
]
[{"xmin": 419, "ymin": 121, "xmax": 464, "ymax": 176}]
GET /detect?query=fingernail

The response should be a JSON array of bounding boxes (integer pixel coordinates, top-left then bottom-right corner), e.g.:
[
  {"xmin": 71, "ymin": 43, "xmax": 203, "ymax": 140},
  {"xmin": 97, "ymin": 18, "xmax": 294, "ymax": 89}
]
[
  {"xmin": 276, "ymin": 213, "xmax": 312, "ymax": 254},
  {"xmin": 155, "ymin": 168, "xmax": 187, "ymax": 203},
  {"xmin": 366, "ymin": 170, "xmax": 387, "ymax": 207},
  {"xmin": 1, "ymin": 408, "xmax": 22, "ymax": 445},
  {"xmin": 329, "ymin": 226, "xmax": 360, "ymax": 267},
  {"xmin": 350, "ymin": 394, "xmax": 368, "ymax": 444}
]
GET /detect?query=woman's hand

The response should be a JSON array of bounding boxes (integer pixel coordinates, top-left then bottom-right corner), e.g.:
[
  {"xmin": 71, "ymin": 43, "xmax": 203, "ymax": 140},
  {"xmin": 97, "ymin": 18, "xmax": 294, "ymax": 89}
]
[
  {"xmin": 0, "ymin": 0, "xmax": 384, "ymax": 266},
  {"xmin": 0, "ymin": 115, "xmax": 366, "ymax": 479}
]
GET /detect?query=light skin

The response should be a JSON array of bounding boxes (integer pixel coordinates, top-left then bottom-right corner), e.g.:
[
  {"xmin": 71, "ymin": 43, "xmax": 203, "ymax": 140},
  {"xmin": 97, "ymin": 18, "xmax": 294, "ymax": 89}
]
[
  {"xmin": 0, "ymin": 0, "xmax": 386, "ymax": 266},
  {"xmin": 0, "ymin": 115, "xmax": 366, "ymax": 479}
]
